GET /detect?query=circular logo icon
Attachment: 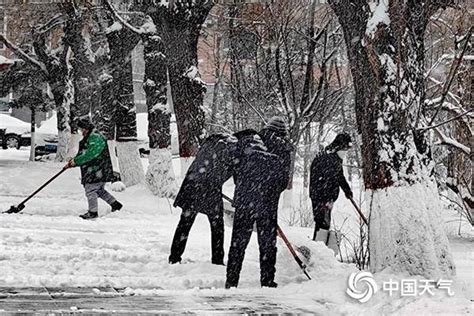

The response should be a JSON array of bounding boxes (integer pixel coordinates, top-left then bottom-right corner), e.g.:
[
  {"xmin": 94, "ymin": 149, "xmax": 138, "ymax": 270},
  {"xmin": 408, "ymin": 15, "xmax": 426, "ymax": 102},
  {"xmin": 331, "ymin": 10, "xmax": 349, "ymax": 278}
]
[{"xmin": 346, "ymin": 271, "xmax": 378, "ymax": 303}]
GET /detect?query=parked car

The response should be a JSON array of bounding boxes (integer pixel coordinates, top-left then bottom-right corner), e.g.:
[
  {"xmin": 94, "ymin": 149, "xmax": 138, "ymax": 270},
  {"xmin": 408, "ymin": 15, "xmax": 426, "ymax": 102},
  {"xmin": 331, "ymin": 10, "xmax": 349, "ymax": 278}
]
[
  {"xmin": 0, "ymin": 114, "xmax": 31, "ymax": 149},
  {"xmin": 0, "ymin": 100, "xmax": 11, "ymax": 114},
  {"xmin": 35, "ymin": 113, "xmax": 58, "ymax": 156}
]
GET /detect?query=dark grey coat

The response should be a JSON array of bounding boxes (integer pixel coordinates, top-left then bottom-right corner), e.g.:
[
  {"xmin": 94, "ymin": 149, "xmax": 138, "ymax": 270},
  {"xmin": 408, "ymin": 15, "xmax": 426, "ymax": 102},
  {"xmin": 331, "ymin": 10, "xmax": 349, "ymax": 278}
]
[{"xmin": 174, "ymin": 133, "xmax": 237, "ymax": 215}]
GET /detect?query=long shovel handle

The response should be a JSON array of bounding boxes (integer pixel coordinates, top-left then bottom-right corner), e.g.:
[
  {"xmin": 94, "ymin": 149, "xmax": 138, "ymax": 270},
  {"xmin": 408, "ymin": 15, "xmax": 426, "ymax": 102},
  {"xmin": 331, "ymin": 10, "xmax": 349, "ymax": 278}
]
[
  {"xmin": 349, "ymin": 197, "xmax": 368, "ymax": 226},
  {"xmin": 19, "ymin": 168, "xmax": 67, "ymax": 206},
  {"xmin": 276, "ymin": 226, "xmax": 312, "ymax": 280},
  {"xmin": 222, "ymin": 194, "xmax": 233, "ymax": 204},
  {"xmin": 222, "ymin": 193, "xmax": 312, "ymax": 280}
]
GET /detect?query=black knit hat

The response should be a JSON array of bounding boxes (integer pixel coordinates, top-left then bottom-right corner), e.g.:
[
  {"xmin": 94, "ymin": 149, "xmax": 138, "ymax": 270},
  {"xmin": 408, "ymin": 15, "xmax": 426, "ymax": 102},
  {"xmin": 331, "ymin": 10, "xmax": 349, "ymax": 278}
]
[
  {"xmin": 265, "ymin": 116, "xmax": 288, "ymax": 133},
  {"xmin": 327, "ymin": 133, "xmax": 352, "ymax": 152},
  {"xmin": 76, "ymin": 116, "xmax": 94, "ymax": 130}
]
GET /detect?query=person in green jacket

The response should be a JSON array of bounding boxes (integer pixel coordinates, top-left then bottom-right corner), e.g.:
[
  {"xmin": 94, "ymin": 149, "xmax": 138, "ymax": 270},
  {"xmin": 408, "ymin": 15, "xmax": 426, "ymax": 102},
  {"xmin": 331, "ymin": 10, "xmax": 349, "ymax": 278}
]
[{"xmin": 64, "ymin": 116, "xmax": 122, "ymax": 219}]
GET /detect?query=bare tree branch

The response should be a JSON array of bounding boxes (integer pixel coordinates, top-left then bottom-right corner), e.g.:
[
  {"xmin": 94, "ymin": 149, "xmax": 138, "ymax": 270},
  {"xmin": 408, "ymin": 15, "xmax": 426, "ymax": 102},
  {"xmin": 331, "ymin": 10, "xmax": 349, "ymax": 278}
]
[
  {"xmin": 420, "ymin": 109, "xmax": 473, "ymax": 132},
  {"xmin": 229, "ymin": 83, "xmax": 267, "ymax": 124},
  {"xmin": 427, "ymin": 27, "xmax": 472, "ymax": 126},
  {"xmin": 432, "ymin": 127, "xmax": 471, "ymax": 156}
]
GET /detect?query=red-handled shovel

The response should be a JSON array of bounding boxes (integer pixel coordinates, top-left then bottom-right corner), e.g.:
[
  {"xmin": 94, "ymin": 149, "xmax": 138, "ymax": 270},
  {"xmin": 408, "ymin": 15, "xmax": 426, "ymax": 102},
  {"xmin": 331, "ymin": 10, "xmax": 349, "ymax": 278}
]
[{"xmin": 222, "ymin": 194, "xmax": 312, "ymax": 280}]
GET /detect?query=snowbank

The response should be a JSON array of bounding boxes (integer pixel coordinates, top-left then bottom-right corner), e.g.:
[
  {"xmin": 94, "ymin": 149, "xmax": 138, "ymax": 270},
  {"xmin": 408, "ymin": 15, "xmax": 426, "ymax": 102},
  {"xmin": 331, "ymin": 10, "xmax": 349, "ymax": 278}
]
[{"xmin": 0, "ymin": 150, "xmax": 471, "ymax": 314}]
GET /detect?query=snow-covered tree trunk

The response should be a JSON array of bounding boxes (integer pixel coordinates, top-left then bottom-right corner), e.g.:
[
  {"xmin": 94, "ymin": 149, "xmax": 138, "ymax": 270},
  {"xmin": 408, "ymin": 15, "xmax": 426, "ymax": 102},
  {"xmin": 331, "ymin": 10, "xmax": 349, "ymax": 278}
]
[
  {"xmin": 143, "ymin": 35, "xmax": 178, "ymax": 198},
  {"xmin": 115, "ymin": 141, "xmax": 144, "ymax": 187},
  {"xmin": 329, "ymin": 0, "xmax": 456, "ymax": 278},
  {"xmin": 55, "ymin": 63, "xmax": 74, "ymax": 162},
  {"xmin": 113, "ymin": 35, "xmax": 144, "ymax": 187},
  {"xmin": 55, "ymin": 74, "xmax": 74, "ymax": 162},
  {"xmin": 94, "ymin": 74, "xmax": 115, "ymax": 139},
  {"xmin": 142, "ymin": 0, "xmax": 213, "ymax": 158},
  {"xmin": 167, "ymin": 26, "xmax": 207, "ymax": 158},
  {"xmin": 62, "ymin": 2, "xmax": 96, "ymax": 127},
  {"xmin": 94, "ymin": 20, "xmax": 144, "ymax": 187},
  {"xmin": 29, "ymin": 108, "xmax": 36, "ymax": 162}
]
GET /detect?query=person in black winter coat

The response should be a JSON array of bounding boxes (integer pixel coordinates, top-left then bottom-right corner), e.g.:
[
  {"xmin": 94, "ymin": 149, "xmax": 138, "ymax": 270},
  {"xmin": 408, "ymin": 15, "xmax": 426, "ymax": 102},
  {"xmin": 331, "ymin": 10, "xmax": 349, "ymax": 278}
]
[
  {"xmin": 169, "ymin": 133, "xmax": 237, "ymax": 265},
  {"xmin": 226, "ymin": 117, "xmax": 293, "ymax": 289},
  {"xmin": 309, "ymin": 133, "xmax": 353, "ymax": 243}
]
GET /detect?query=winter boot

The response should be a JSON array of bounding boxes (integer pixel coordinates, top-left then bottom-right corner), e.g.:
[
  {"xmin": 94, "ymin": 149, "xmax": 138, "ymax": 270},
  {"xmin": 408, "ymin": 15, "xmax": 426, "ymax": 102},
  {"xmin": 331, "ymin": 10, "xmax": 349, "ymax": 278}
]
[
  {"xmin": 314, "ymin": 229, "xmax": 329, "ymax": 244},
  {"xmin": 225, "ymin": 281, "xmax": 237, "ymax": 289},
  {"xmin": 168, "ymin": 255, "xmax": 181, "ymax": 265},
  {"xmin": 261, "ymin": 281, "xmax": 278, "ymax": 288},
  {"xmin": 212, "ymin": 260, "xmax": 225, "ymax": 266},
  {"xmin": 111, "ymin": 201, "xmax": 123, "ymax": 212},
  {"xmin": 327, "ymin": 230, "xmax": 340, "ymax": 256},
  {"xmin": 79, "ymin": 211, "xmax": 98, "ymax": 220}
]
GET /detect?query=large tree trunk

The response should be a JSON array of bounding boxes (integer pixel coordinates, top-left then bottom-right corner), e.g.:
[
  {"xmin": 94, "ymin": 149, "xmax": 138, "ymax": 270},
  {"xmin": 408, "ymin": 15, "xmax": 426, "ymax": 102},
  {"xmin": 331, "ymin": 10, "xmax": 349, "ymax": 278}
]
[
  {"xmin": 94, "ymin": 74, "xmax": 115, "ymax": 140},
  {"xmin": 150, "ymin": 1, "xmax": 213, "ymax": 158},
  {"xmin": 55, "ymin": 73, "xmax": 74, "ymax": 162},
  {"xmin": 111, "ymin": 30, "xmax": 144, "ymax": 187},
  {"xmin": 62, "ymin": 4, "xmax": 96, "ymax": 129},
  {"xmin": 32, "ymin": 33, "xmax": 73, "ymax": 161},
  {"xmin": 330, "ymin": 0, "xmax": 455, "ymax": 278},
  {"xmin": 166, "ymin": 26, "xmax": 207, "ymax": 157},
  {"xmin": 143, "ymin": 35, "xmax": 178, "ymax": 198}
]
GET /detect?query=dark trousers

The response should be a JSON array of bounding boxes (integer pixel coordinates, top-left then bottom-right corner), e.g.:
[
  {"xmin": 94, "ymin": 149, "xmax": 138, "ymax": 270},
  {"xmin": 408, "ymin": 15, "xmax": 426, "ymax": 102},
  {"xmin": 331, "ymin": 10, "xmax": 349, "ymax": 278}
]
[
  {"xmin": 226, "ymin": 207, "xmax": 277, "ymax": 287},
  {"xmin": 312, "ymin": 201, "xmax": 334, "ymax": 239},
  {"xmin": 169, "ymin": 206, "xmax": 224, "ymax": 264}
]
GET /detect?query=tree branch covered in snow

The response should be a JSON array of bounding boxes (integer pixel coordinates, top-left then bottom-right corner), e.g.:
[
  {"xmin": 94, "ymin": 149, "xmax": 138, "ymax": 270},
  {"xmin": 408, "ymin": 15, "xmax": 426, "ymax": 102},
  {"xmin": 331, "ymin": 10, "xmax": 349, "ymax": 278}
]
[
  {"xmin": 427, "ymin": 26, "xmax": 472, "ymax": 126},
  {"xmin": 0, "ymin": 34, "xmax": 48, "ymax": 74},
  {"xmin": 432, "ymin": 127, "xmax": 471, "ymax": 156},
  {"xmin": 103, "ymin": 0, "xmax": 158, "ymax": 36}
]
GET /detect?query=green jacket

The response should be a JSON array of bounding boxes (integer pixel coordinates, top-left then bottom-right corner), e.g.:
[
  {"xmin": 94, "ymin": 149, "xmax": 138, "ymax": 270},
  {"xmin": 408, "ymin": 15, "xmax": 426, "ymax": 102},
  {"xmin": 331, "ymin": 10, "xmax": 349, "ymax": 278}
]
[{"xmin": 74, "ymin": 130, "xmax": 115, "ymax": 184}]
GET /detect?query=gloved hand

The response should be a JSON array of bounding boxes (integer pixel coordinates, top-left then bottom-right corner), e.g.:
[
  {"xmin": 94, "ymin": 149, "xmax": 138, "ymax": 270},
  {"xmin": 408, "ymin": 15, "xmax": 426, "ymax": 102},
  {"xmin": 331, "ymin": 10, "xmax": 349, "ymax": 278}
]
[{"xmin": 64, "ymin": 159, "xmax": 76, "ymax": 169}]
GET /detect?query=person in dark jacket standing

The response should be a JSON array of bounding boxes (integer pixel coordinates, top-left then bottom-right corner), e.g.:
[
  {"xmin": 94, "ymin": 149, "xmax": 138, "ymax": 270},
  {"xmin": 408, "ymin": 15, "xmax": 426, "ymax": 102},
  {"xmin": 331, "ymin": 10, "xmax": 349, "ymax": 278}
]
[
  {"xmin": 309, "ymin": 133, "xmax": 353, "ymax": 243},
  {"xmin": 169, "ymin": 133, "xmax": 237, "ymax": 265},
  {"xmin": 226, "ymin": 117, "xmax": 293, "ymax": 289},
  {"xmin": 64, "ymin": 117, "xmax": 122, "ymax": 220}
]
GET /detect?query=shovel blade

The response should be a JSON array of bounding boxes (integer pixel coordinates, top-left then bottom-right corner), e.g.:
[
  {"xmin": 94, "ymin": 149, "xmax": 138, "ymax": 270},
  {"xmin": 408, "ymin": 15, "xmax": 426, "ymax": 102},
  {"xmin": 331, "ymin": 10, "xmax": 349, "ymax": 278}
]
[{"xmin": 5, "ymin": 204, "xmax": 25, "ymax": 214}]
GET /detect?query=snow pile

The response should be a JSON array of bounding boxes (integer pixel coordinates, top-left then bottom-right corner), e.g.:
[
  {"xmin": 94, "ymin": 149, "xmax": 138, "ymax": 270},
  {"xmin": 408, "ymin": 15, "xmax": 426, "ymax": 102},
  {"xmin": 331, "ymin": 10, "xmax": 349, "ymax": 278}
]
[
  {"xmin": 110, "ymin": 181, "xmax": 126, "ymax": 192},
  {"xmin": 0, "ymin": 150, "xmax": 471, "ymax": 314},
  {"xmin": 369, "ymin": 181, "xmax": 455, "ymax": 279}
]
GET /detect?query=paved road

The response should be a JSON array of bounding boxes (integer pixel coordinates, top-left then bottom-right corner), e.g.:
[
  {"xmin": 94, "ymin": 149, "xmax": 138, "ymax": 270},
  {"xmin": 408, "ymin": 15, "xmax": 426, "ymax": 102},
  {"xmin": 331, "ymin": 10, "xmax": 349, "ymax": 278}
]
[{"xmin": 0, "ymin": 287, "xmax": 317, "ymax": 314}]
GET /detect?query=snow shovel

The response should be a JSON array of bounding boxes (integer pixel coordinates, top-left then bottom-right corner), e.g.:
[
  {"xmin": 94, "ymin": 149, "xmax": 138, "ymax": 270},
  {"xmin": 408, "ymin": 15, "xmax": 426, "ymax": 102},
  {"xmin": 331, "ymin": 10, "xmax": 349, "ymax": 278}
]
[
  {"xmin": 3, "ymin": 168, "xmax": 67, "ymax": 214},
  {"xmin": 348, "ymin": 197, "xmax": 368, "ymax": 226},
  {"xmin": 222, "ymin": 194, "xmax": 312, "ymax": 280}
]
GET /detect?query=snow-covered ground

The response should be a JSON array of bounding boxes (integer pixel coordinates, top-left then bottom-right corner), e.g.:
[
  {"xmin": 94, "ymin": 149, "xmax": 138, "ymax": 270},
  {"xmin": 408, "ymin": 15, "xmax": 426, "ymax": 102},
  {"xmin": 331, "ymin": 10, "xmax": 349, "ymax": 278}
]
[{"xmin": 0, "ymin": 148, "xmax": 472, "ymax": 314}]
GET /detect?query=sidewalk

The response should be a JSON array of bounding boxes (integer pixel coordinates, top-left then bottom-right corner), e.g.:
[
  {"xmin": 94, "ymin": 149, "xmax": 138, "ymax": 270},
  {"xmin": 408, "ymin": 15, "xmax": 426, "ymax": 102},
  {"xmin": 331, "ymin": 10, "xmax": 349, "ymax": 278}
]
[{"xmin": 0, "ymin": 287, "xmax": 315, "ymax": 314}]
